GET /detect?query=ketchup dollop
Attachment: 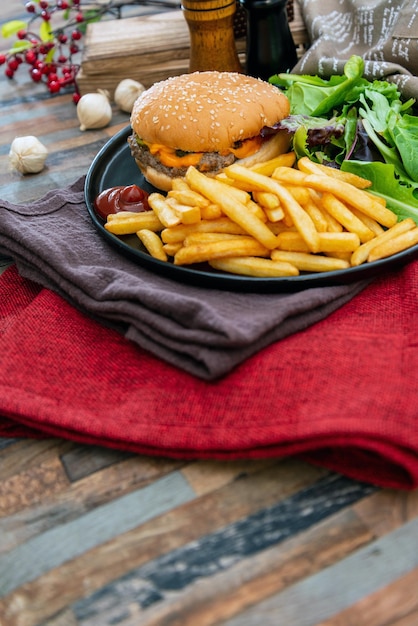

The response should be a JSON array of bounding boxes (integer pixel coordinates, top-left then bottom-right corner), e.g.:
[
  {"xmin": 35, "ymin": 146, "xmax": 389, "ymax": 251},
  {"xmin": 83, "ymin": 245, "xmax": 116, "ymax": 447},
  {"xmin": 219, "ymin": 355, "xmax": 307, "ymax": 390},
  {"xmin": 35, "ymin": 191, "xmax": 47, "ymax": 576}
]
[{"xmin": 94, "ymin": 184, "xmax": 150, "ymax": 220}]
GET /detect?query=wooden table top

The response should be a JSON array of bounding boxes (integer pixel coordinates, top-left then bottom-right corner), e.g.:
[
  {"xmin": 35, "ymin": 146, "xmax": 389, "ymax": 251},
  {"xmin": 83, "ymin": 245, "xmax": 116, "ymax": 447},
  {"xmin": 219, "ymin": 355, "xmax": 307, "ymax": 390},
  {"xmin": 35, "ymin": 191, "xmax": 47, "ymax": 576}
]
[{"xmin": 1, "ymin": 4, "xmax": 418, "ymax": 626}]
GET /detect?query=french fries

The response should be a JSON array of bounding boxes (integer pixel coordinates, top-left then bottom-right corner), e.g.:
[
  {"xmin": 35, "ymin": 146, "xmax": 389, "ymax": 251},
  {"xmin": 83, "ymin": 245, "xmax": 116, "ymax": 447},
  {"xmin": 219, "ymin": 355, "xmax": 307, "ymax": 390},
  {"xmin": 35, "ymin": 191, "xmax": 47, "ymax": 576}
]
[
  {"xmin": 368, "ymin": 227, "xmax": 418, "ymax": 262},
  {"xmin": 174, "ymin": 236, "xmax": 269, "ymax": 266},
  {"xmin": 105, "ymin": 210, "xmax": 163, "ymax": 234},
  {"xmin": 102, "ymin": 156, "xmax": 418, "ymax": 277},
  {"xmin": 185, "ymin": 166, "xmax": 279, "ymax": 250},
  {"xmin": 320, "ymin": 192, "xmax": 375, "ymax": 243},
  {"xmin": 297, "ymin": 156, "xmax": 372, "ymax": 189},
  {"xmin": 276, "ymin": 231, "xmax": 361, "ymax": 253},
  {"xmin": 225, "ymin": 163, "xmax": 321, "ymax": 253},
  {"xmin": 209, "ymin": 257, "xmax": 300, "ymax": 277},
  {"xmin": 271, "ymin": 250, "xmax": 350, "ymax": 272},
  {"xmin": 301, "ymin": 173, "xmax": 398, "ymax": 228},
  {"xmin": 137, "ymin": 229, "xmax": 168, "ymax": 262},
  {"xmin": 351, "ymin": 218, "xmax": 417, "ymax": 265}
]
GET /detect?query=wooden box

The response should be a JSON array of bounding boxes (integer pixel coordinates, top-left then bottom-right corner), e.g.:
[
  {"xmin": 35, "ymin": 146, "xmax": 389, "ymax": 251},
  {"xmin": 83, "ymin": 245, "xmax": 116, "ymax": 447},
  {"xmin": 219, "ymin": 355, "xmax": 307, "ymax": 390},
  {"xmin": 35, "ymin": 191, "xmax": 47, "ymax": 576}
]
[
  {"xmin": 77, "ymin": 5, "xmax": 308, "ymax": 97},
  {"xmin": 77, "ymin": 11, "xmax": 242, "ymax": 97}
]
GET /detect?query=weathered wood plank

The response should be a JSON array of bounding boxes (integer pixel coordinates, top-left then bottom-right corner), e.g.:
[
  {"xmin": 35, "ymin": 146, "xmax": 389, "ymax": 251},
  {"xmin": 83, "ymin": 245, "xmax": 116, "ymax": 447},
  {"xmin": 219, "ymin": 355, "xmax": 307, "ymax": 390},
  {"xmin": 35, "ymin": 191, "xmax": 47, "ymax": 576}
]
[
  {"xmin": 354, "ymin": 488, "xmax": 418, "ymax": 536},
  {"xmin": 40, "ymin": 609, "xmax": 79, "ymax": 626},
  {"xmin": 102, "ymin": 505, "xmax": 374, "ymax": 626},
  {"xmin": 220, "ymin": 516, "xmax": 418, "ymax": 626},
  {"xmin": 0, "ymin": 438, "xmax": 18, "ymax": 450},
  {"xmin": 67, "ymin": 474, "xmax": 375, "ymax": 625},
  {"xmin": 0, "ymin": 459, "xmax": 325, "ymax": 624},
  {"xmin": 0, "ymin": 470, "xmax": 195, "ymax": 596},
  {"xmin": 181, "ymin": 457, "xmax": 280, "ymax": 496},
  {"xmin": 0, "ymin": 453, "xmax": 70, "ymax": 522},
  {"xmin": 316, "ymin": 565, "xmax": 418, "ymax": 626},
  {"xmin": 0, "ymin": 439, "xmax": 74, "ymax": 482},
  {"xmin": 59, "ymin": 446, "xmax": 135, "ymax": 482},
  {"xmin": 0, "ymin": 452, "xmax": 184, "ymax": 553}
]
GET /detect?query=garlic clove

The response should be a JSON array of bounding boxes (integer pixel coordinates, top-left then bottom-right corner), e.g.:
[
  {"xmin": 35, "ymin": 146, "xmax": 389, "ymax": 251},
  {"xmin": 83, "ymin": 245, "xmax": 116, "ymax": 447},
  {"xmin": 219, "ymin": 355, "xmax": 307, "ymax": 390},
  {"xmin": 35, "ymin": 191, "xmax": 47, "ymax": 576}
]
[
  {"xmin": 114, "ymin": 78, "xmax": 146, "ymax": 113},
  {"xmin": 9, "ymin": 135, "xmax": 48, "ymax": 175},
  {"xmin": 77, "ymin": 90, "xmax": 112, "ymax": 131}
]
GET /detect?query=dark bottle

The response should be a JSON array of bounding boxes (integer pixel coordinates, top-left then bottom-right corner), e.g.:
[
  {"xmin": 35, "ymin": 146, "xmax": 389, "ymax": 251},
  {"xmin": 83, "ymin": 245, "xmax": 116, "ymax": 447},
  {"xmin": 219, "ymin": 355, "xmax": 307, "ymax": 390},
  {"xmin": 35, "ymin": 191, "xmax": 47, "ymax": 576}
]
[{"xmin": 240, "ymin": 0, "xmax": 298, "ymax": 80}]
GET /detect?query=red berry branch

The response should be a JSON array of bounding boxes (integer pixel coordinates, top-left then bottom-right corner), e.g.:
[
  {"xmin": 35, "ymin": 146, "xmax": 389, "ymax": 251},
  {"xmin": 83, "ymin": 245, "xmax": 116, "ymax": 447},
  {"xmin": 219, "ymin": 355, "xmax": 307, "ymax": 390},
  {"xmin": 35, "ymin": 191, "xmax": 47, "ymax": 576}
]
[{"xmin": 1, "ymin": 1, "xmax": 180, "ymax": 102}]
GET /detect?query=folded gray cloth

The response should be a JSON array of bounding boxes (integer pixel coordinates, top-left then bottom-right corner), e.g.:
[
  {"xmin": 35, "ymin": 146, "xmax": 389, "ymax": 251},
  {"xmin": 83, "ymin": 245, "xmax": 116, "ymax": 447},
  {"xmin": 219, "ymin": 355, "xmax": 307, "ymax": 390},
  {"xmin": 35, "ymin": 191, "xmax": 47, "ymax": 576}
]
[
  {"xmin": 0, "ymin": 177, "xmax": 367, "ymax": 379},
  {"xmin": 296, "ymin": 0, "xmax": 418, "ymax": 101}
]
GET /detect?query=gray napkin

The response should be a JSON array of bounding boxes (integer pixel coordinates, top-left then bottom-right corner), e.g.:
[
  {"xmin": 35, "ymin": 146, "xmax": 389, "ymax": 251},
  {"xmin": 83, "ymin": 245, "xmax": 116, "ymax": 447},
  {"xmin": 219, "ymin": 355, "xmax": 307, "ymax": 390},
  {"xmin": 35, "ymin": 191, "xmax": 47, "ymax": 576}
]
[
  {"xmin": 296, "ymin": 0, "xmax": 418, "ymax": 101},
  {"xmin": 0, "ymin": 177, "xmax": 367, "ymax": 379}
]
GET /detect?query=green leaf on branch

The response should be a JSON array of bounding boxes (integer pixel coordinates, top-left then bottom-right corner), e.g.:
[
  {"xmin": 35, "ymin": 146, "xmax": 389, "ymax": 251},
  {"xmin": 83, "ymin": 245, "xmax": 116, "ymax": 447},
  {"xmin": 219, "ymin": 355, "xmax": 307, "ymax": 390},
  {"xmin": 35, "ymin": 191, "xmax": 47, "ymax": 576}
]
[
  {"xmin": 45, "ymin": 47, "xmax": 55, "ymax": 64},
  {"xmin": 39, "ymin": 20, "xmax": 53, "ymax": 42},
  {"xmin": 1, "ymin": 20, "xmax": 27, "ymax": 39},
  {"xmin": 10, "ymin": 40, "xmax": 32, "ymax": 53}
]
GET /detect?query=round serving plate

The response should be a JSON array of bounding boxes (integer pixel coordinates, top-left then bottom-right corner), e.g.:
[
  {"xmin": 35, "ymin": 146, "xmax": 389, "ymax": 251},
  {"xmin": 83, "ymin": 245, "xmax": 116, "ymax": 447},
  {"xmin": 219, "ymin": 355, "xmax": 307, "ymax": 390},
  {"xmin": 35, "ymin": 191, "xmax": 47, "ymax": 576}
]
[{"xmin": 84, "ymin": 125, "xmax": 418, "ymax": 293}]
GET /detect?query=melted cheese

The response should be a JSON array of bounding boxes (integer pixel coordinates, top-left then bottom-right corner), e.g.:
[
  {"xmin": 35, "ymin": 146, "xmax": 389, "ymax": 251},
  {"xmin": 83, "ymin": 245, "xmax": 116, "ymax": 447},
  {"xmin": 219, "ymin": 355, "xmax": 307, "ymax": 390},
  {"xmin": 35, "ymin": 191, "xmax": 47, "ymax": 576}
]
[
  {"xmin": 229, "ymin": 136, "xmax": 263, "ymax": 159},
  {"xmin": 145, "ymin": 134, "xmax": 263, "ymax": 167},
  {"xmin": 149, "ymin": 143, "xmax": 202, "ymax": 167}
]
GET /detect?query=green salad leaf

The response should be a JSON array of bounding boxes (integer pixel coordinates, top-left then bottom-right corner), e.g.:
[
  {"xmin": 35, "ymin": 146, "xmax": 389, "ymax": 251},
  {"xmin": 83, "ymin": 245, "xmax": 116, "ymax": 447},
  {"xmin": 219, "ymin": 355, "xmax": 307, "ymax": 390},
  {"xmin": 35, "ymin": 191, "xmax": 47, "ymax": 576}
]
[
  {"xmin": 387, "ymin": 112, "xmax": 418, "ymax": 181},
  {"xmin": 342, "ymin": 160, "xmax": 418, "ymax": 223},
  {"xmin": 270, "ymin": 55, "xmax": 418, "ymax": 224}
]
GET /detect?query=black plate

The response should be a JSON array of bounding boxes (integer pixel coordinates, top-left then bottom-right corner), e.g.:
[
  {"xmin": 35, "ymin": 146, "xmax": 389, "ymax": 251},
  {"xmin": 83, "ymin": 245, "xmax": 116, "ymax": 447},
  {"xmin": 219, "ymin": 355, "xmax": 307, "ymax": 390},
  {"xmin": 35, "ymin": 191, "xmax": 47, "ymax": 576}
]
[{"xmin": 85, "ymin": 126, "xmax": 418, "ymax": 293}]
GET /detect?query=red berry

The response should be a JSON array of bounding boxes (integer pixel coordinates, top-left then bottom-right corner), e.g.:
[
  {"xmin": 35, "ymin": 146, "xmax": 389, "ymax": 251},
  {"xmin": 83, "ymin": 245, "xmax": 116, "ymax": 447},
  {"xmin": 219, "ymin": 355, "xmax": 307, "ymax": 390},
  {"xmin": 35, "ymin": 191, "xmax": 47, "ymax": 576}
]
[
  {"xmin": 30, "ymin": 67, "xmax": 43, "ymax": 82},
  {"xmin": 25, "ymin": 50, "xmax": 37, "ymax": 64},
  {"xmin": 75, "ymin": 12, "xmax": 84, "ymax": 23},
  {"xmin": 0, "ymin": 54, "xmax": 7, "ymax": 65},
  {"xmin": 48, "ymin": 80, "xmax": 61, "ymax": 93},
  {"xmin": 5, "ymin": 67, "xmax": 15, "ymax": 78},
  {"xmin": 17, "ymin": 30, "xmax": 27, "ymax": 40},
  {"xmin": 40, "ymin": 0, "xmax": 49, "ymax": 8},
  {"xmin": 58, "ymin": 33, "xmax": 68, "ymax": 44},
  {"xmin": 44, "ymin": 63, "xmax": 56, "ymax": 75},
  {"xmin": 7, "ymin": 58, "xmax": 19, "ymax": 71},
  {"xmin": 41, "ymin": 10, "xmax": 51, "ymax": 21},
  {"xmin": 71, "ymin": 29, "xmax": 82, "ymax": 41},
  {"xmin": 69, "ymin": 44, "xmax": 79, "ymax": 54},
  {"xmin": 57, "ymin": 0, "xmax": 69, "ymax": 7},
  {"xmin": 25, "ymin": 2, "xmax": 36, "ymax": 12},
  {"xmin": 72, "ymin": 92, "xmax": 81, "ymax": 104},
  {"xmin": 58, "ymin": 54, "xmax": 68, "ymax": 64}
]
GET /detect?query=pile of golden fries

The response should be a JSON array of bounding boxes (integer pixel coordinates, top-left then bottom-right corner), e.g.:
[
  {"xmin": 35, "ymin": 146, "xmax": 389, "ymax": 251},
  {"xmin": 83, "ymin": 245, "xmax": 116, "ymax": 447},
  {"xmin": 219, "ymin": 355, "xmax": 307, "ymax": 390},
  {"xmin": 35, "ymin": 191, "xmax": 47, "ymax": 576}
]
[{"xmin": 104, "ymin": 154, "xmax": 418, "ymax": 277}]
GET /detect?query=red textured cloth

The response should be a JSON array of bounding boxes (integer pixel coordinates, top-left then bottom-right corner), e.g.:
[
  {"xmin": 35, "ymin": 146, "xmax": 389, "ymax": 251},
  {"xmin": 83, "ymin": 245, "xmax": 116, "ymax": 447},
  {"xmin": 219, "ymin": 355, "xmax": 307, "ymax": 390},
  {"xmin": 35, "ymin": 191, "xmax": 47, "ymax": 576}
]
[{"xmin": 1, "ymin": 262, "xmax": 417, "ymax": 490}]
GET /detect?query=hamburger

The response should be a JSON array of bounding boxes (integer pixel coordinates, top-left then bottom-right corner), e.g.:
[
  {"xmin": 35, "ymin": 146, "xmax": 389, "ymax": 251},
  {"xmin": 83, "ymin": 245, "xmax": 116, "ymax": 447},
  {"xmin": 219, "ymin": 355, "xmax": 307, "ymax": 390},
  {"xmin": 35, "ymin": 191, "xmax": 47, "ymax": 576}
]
[{"xmin": 128, "ymin": 71, "xmax": 291, "ymax": 192}]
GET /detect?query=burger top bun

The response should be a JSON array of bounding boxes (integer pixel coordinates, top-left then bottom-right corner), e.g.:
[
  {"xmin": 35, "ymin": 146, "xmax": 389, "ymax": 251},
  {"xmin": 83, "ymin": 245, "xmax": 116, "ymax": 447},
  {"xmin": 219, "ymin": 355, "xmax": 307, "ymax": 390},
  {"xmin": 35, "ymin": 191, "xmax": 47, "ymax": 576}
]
[{"xmin": 130, "ymin": 71, "xmax": 290, "ymax": 153}]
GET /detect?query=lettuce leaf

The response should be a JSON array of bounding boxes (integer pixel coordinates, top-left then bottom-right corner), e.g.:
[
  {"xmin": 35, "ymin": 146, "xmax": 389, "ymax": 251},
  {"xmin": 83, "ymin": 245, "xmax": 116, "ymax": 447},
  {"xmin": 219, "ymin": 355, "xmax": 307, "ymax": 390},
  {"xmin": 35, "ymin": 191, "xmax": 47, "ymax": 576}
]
[{"xmin": 341, "ymin": 160, "xmax": 418, "ymax": 224}]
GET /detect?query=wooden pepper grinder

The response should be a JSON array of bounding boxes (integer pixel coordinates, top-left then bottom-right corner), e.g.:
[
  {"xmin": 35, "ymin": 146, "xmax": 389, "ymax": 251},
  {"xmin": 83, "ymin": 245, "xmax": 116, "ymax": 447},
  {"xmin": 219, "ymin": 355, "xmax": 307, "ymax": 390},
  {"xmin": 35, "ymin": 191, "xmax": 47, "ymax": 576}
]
[{"xmin": 181, "ymin": 0, "xmax": 242, "ymax": 73}]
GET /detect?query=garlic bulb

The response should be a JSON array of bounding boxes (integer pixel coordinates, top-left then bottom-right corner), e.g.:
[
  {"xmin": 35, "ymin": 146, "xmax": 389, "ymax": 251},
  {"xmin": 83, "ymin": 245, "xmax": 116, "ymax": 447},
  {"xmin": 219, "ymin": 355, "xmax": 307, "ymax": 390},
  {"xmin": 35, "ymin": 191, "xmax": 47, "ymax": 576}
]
[
  {"xmin": 114, "ymin": 78, "xmax": 146, "ymax": 113},
  {"xmin": 77, "ymin": 90, "xmax": 112, "ymax": 131},
  {"xmin": 9, "ymin": 136, "xmax": 48, "ymax": 174}
]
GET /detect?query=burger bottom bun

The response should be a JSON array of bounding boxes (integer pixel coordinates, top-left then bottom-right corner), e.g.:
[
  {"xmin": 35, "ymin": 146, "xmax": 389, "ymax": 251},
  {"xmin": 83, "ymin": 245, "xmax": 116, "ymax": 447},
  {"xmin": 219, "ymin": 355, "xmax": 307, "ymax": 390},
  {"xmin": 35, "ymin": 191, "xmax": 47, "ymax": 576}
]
[
  {"xmin": 136, "ymin": 131, "xmax": 291, "ymax": 192},
  {"xmin": 235, "ymin": 130, "xmax": 291, "ymax": 169},
  {"xmin": 136, "ymin": 164, "xmax": 174, "ymax": 192}
]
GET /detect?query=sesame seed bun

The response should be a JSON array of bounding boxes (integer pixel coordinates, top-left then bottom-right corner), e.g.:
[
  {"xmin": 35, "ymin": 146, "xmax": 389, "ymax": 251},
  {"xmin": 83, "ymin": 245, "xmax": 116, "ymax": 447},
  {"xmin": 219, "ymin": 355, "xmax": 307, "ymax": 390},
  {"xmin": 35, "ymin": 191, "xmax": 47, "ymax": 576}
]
[
  {"xmin": 131, "ymin": 71, "xmax": 290, "ymax": 152},
  {"xmin": 129, "ymin": 71, "xmax": 291, "ymax": 190}
]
